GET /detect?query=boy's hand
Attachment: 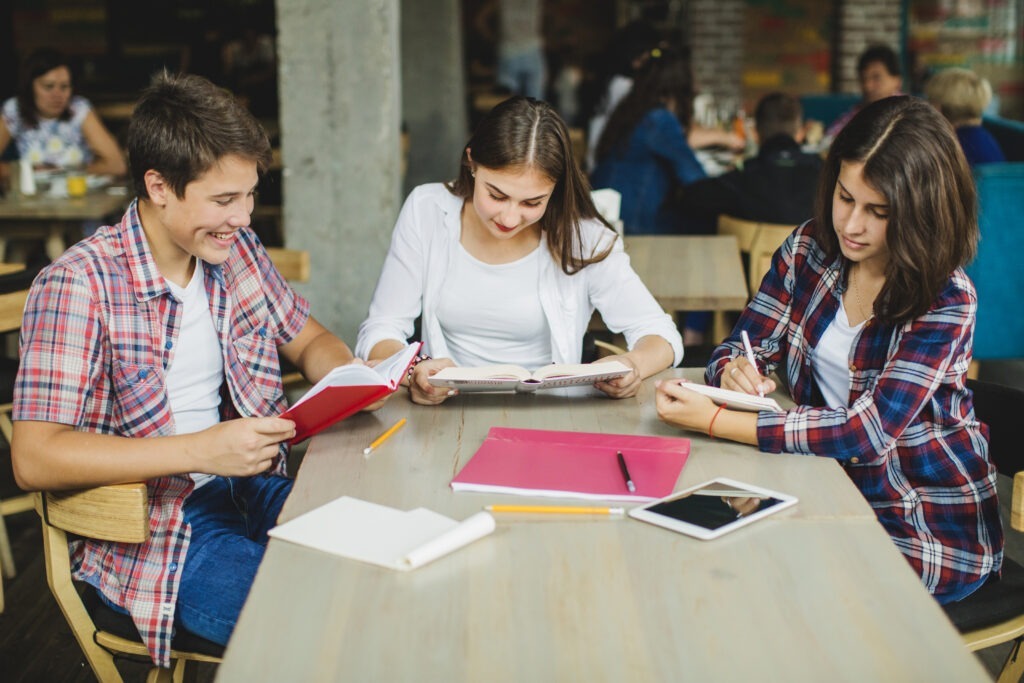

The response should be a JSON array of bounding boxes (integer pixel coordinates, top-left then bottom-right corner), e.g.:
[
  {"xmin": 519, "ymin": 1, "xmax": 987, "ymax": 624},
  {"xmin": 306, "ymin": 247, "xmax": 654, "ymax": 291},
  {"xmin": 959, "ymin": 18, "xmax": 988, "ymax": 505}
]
[{"xmin": 199, "ymin": 417, "xmax": 296, "ymax": 476}]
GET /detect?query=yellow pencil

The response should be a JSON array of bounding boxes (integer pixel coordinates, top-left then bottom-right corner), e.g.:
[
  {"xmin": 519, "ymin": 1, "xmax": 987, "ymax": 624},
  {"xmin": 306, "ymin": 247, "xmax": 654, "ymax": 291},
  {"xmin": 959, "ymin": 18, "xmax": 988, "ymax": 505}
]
[
  {"xmin": 484, "ymin": 504, "xmax": 626, "ymax": 515},
  {"xmin": 363, "ymin": 418, "xmax": 407, "ymax": 456}
]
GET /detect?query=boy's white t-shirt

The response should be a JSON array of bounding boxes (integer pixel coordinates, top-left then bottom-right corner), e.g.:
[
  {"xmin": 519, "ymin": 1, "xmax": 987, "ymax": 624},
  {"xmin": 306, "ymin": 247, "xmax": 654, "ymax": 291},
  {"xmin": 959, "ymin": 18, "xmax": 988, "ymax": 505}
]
[
  {"xmin": 165, "ymin": 263, "xmax": 224, "ymax": 489},
  {"xmin": 810, "ymin": 297, "xmax": 865, "ymax": 409},
  {"xmin": 435, "ymin": 242, "xmax": 552, "ymax": 369}
]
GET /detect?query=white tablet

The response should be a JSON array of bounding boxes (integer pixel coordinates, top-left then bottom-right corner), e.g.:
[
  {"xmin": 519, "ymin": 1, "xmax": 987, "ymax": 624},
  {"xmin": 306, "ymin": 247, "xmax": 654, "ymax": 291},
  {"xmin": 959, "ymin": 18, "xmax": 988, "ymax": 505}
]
[{"xmin": 628, "ymin": 477, "xmax": 797, "ymax": 540}]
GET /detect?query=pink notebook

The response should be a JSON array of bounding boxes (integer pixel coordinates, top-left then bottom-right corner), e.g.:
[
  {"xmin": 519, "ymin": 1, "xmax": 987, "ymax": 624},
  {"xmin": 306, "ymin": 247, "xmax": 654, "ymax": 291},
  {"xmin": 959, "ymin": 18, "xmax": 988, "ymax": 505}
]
[{"xmin": 451, "ymin": 427, "xmax": 691, "ymax": 502}]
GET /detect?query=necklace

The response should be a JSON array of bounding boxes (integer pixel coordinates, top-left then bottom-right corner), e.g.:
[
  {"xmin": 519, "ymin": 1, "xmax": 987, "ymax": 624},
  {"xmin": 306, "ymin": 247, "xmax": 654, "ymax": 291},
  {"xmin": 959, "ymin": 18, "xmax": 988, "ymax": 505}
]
[{"xmin": 849, "ymin": 264, "xmax": 872, "ymax": 320}]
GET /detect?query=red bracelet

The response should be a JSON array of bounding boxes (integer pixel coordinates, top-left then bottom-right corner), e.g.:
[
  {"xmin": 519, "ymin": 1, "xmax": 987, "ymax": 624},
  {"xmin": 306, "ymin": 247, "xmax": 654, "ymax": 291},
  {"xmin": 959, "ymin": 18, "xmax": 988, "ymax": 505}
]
[{"xmin": 708, "ymin": 404, "xmax": 726, "ymax": 439}]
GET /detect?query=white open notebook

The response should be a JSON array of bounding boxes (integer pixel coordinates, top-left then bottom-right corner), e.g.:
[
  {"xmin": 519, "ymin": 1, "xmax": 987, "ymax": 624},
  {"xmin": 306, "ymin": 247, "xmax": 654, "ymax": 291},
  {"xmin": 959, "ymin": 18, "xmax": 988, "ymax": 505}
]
[
  {"xmin": 268, "ymin": 496, "xmax": 495, "ymax": 571},
  {"xmin": 676, "ymin": 381, "xmax": 784, "ymax": 412}
]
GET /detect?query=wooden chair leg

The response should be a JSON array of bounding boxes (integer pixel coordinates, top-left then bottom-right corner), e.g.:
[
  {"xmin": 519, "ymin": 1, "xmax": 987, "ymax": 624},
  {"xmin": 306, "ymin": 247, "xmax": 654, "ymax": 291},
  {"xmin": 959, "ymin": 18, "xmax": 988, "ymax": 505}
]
[
  {"xmin": 41, "ymin": 519, "xmax": 124, "ymax": 682},
  {"xmin": 0, "ymin": 510, "xmax": 15, "ymax": 579},
  {"xmin": 996, "ymin": 638, "xmax": 1024, "ymax": 683}
]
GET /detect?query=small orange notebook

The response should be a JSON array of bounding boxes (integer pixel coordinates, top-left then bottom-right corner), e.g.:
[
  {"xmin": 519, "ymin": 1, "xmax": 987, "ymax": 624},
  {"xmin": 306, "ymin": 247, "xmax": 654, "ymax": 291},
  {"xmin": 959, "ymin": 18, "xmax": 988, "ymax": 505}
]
[
  {"xmin": 281, "ymin": 342, "xmax": 421, "ymax": 444},
  {"xmin": 451, "ymin": 427, "xmax": 691, "ymax": 502}
]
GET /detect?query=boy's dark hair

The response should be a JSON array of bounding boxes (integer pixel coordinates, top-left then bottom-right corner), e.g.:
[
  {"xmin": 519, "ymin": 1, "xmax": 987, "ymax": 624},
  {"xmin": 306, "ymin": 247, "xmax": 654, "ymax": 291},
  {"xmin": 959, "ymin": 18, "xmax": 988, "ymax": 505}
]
[
  {"xmin": 814, "ymin": 96, "xmax": 977, "ymax": 325},
  {"xmin": 754, "ymin": 92, "xmax": 803, "ymax": 141},
  {"xmin": 126, "ymin": 71, "xmax": 272, "ymax": 199},
  {"xmin": 858, "ymin": 45, "xmax": 901, "ymax": 77},
  {"xmin": 17, "ymin": 48, "xmax": 73, "ymax": 128},
  {"xmin": 448, "ymin": 96, "xmax": 613, "ymax": 275}
]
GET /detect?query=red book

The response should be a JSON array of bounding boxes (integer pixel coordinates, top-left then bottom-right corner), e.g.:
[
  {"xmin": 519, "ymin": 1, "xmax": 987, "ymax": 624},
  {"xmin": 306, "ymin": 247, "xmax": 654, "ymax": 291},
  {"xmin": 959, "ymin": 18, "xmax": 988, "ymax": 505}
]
[
  {"xmin": 451, "ymin": 427, "xmax": 691, "ymax": 502},
  {"xmin": 282, "ymin": 342, "xmax": 421, "ymax": 444}
]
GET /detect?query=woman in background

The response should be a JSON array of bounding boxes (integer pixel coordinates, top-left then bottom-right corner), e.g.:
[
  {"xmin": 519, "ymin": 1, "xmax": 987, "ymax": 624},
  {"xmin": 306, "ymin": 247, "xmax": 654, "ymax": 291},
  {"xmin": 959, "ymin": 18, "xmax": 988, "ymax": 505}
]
[
  {"xmin": 0, "ymin": 48, "xmax": 126, "ymax": 179},
  {"xmin": 655, "ymin": 96, "xmax": 1002, "ymax": 605},
  {"xmin": 924, "ymin": 67, "xmax": 1005, "ymax": 166},
  {"xmin": 590, "ymin": 45, "xmax": 707, "ymax": 236},
  {"xmin": 357, "ymin": 96, "xmax": 682, "ymax": 405}
]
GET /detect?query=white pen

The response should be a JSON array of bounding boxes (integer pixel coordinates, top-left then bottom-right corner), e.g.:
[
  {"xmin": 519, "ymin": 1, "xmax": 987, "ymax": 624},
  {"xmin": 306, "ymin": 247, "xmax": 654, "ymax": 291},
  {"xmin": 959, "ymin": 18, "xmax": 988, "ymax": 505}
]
[{"xmin": 740, "ymin": 330, "xmax": 764, "ymax": 398}]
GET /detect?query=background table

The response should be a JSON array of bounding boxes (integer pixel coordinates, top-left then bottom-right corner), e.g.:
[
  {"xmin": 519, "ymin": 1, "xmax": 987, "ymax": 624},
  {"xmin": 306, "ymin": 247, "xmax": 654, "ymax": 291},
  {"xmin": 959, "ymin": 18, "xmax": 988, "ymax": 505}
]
[
  {"xmin": 623, "ymin": 235, "xmax": 749, "ymax": 342},
  {"xmin": 0, "ymin": 189, "xmax": 129, "ymax": 262},
  {"xmin": 216, "ymin": 369, "xmax": 988, "ymax": 682}
]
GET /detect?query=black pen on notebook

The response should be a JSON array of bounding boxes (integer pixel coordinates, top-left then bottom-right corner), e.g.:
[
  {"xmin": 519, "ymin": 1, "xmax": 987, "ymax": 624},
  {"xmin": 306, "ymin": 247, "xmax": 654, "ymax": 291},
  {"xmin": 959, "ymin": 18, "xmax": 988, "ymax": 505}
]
[
  {"xmin": 740, "ymin": 330, "xmax": 765, "ymax": 398},
  {"xmin": 616, "ymin": 450, "xmax": 636, "ymax": 493}
]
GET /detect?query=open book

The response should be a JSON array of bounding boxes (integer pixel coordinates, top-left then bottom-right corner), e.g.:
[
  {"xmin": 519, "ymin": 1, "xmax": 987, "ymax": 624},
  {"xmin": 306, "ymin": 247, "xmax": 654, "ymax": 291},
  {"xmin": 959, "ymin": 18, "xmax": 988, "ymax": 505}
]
[
  {"xmin": 281, "ymin": 342, "xmax": 421, "ymax": 444},
  {"xmin": 268, "ymin": 496, "xmax": 495, "ymax": 571},
  {"xmin": 428, "ymin": 360, "xmax": 631, "ymax": 393},
  {"xmin": 675, "ymin": 381, "xmax": 783, "ymax": 413}
]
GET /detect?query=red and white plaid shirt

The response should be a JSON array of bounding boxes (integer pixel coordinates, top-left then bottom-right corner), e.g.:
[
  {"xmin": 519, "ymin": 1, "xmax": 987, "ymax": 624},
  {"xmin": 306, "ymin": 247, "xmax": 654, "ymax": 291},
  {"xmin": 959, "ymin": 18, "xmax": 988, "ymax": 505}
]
[{"xmin": 14, "ymin": 200, "xmax": 309, "ymax": 666}]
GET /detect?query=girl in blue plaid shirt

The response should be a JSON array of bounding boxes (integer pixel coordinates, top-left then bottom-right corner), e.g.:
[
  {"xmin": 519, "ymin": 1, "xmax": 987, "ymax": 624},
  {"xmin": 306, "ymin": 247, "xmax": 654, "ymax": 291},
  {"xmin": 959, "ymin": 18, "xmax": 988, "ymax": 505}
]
[{"xmin": 655, "ymin": 96, "xmax": 1003, "ymax": 603}]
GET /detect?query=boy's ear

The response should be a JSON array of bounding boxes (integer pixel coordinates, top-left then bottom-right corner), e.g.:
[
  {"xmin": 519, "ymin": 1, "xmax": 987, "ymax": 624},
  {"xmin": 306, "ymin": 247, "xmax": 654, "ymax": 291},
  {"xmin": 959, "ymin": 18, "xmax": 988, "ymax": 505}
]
[{"xmin": 143, "ymin": 169, "xmax": 171, "ymax": 205}]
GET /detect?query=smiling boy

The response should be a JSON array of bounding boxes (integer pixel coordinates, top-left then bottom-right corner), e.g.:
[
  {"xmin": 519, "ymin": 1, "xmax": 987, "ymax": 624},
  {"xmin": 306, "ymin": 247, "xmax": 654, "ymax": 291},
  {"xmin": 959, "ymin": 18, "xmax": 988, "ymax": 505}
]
[{"xmin": 11, "ymin": 72, "xmax": 365, "ymax": 668}]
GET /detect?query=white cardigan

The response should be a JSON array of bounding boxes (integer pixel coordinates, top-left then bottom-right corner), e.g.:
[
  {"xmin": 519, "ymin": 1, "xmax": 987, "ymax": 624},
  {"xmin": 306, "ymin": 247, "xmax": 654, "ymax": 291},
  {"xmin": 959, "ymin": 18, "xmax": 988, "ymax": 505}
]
[{"xmin": 356, "ymin": 183, "xmax": 683, "ymax": 366}]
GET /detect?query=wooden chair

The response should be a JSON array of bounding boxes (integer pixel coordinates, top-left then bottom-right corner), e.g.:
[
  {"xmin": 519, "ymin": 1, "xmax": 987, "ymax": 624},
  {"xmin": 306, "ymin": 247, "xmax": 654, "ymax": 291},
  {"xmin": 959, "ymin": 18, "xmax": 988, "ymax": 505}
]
[
  {"xmin": 36, "ymin": 484, "xmax": 223, "ymax": 682},
  {"xmin": 746, "ymin": 223, "xmax": 794, "ymax": 296},
  {"xmin": 942, "ymin": 379, "xmax": 1024, "ymax": 682},
  {"xmin": 267, "ymin": 248, "xmax": 311, "ymax": 389},
  {"xmin": 0, "ymin": 281, "xmax": 32, "ymax": 613}
]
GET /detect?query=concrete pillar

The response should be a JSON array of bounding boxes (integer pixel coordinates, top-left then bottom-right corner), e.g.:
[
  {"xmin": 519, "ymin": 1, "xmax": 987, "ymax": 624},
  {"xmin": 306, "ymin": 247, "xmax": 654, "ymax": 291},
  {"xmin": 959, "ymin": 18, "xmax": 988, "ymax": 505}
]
[
  {"xmin": 400, "ymin": 0, "xmax": 468, "ymax": 195},
  {"xmin": 276, "ymin": 0, "xmax": 402, "ymax": 343}
]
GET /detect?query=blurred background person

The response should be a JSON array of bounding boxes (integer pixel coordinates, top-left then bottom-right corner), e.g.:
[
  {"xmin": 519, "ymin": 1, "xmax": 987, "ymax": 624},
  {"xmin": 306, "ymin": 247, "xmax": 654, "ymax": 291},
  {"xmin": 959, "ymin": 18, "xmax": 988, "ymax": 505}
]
[
  {"xmin": 924, "ymin": 67, "xmax": 1005, "ymax": 166},
  {"xmin": 0, "ymin": 47, "xmax": 126, "ymax": 184},
  {"xmin": 584, "ymin": 19, "xmax": 661, "ymax": 172},
  {"xmin": 675, "ymin": 92, "xmax": 823, "ymax": 231},
  {"xmin": 590, "ymin": 45, "xmax": 706, "ymax": 236},
  {"xmin": 824, "ymin": 44, "xmax": 903, "ymax": 142},
  {"xmin": 476, "ymin": 0, "xmax": 547, "ymax": 101}
]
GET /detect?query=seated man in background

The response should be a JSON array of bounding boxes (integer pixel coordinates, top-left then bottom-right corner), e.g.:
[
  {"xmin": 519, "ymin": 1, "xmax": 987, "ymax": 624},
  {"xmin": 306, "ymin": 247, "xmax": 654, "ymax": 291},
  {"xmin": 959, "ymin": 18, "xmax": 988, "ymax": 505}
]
[
  {"xmin": 823, "ymin": 44, "xmax": 903, "ymax": 143},
  {"xmin": 674, "ymin": 92, "xmax": 822, "ymax": 232},
  {"xmin": 924, "ymin": 67, "xmax": 1006, "ymax": 166}
]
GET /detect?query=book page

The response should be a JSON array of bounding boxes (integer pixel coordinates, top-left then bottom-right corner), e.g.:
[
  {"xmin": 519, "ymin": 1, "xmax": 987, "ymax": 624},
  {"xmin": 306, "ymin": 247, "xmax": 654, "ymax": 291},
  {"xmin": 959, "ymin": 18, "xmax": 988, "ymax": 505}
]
[
  {"xmin": 431, "ymin": 365, "xmax": 532, "ymax": 382},
  {"xmin": 290, "ymin": 343, "xmax": 420, "ymax": 410},
  {"xmin": 532, "ymin": 360, "xmax": 630, "ymax": 381}
]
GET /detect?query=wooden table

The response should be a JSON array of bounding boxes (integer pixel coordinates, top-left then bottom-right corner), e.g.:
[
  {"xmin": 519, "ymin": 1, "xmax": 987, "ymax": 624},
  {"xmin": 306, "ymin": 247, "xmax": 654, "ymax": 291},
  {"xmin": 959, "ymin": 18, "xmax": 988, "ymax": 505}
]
[
  {"xmin": 624, "ymin": 234, "xmax": 749, "ymax": 342},
  {"xmin": 0, "ymin": 188, "xmax": 129, "ymax": 261},
  {"xmin": 216, "ymin": 369, "xmax": 988, "ymax": 682}
]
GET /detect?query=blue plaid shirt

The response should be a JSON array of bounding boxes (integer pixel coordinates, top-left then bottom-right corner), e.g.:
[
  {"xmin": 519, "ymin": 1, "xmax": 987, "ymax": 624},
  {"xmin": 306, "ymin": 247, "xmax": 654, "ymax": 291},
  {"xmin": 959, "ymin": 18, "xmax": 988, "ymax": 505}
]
[{"xmin": 708, "ymin": 221, "xmax": 1003, "ymax": 602}]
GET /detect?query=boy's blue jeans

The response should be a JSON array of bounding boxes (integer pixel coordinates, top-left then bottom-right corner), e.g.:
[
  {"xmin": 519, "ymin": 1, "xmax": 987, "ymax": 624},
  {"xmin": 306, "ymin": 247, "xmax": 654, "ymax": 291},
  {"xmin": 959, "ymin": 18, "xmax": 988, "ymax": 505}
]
[{"xmin": 99, "ymin": 474, "xmax": 293, "ymax": 646}]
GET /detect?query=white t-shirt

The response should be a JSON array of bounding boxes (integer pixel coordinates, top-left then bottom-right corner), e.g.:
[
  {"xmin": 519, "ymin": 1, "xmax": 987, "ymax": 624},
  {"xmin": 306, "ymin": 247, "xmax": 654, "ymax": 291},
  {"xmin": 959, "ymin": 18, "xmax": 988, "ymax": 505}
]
[
  {"xmin": 165, "ymin": 263, "xmax": 224, "ymax": 489},
  {"xmin": 436, "ymin": 242, "xmax": 551, "ymax": 368},
  {"xmin": 810, "ymin": 298, "xmax": 865, "ymax": 408}
]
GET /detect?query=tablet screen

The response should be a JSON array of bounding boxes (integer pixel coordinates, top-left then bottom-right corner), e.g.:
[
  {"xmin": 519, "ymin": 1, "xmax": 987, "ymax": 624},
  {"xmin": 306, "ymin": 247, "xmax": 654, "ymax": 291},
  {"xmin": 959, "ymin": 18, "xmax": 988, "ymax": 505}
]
[
  {"xmin": 629, "ymin": 478, "xmax": 797, "ymax": 539},
  {"xmin": 645, "ymin": 484, "xmax": 786, "ymax": 531}
]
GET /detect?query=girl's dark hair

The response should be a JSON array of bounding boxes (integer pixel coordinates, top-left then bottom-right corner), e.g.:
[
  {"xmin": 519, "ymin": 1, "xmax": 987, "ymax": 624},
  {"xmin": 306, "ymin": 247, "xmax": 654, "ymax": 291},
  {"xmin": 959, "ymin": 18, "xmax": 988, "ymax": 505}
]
[
  {"xmin": 17, "ymin": 48, "xmax": 74, "ymax": 128},
  {"xmin": 447, "ymin": 96, "xmax": 614, "ymax": 275},
  {"xmin": 127, "ymin": 71, "xmax": 272, "ymax": 199},
  {"xmin": 595, "ymin": 45, "xmax": 694, "ymax": 163},
  {"xmin": 813, "ymin": 96, "xmax": 978, "ymax": 324}
]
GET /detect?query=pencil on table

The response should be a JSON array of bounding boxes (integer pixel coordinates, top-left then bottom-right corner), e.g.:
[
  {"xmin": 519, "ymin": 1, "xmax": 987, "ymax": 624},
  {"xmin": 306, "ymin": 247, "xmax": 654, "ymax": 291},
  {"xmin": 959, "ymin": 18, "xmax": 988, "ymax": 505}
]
[{"xmin": 363, "ymin": 418, "xmax": 407, "ymax": 457}]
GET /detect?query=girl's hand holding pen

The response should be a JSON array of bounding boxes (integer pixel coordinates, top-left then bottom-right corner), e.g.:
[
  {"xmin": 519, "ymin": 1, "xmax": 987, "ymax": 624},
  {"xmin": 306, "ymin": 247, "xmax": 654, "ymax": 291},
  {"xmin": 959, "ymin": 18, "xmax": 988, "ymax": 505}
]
[
  {"xmin": 408, "ymin": 357, "xmax": 459, "ymax": 405},
  {"xmin": 721, "ymin": 358, "xmax": 775, "ymax": 397}
]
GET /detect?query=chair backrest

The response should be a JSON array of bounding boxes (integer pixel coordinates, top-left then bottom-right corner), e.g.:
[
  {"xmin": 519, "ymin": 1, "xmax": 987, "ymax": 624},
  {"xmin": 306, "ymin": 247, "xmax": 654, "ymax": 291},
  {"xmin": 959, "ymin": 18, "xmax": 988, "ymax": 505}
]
[
  {"xmin": 967, "ymin": 379, "xmax": 1024, "ymax": 531},
  {"xmin": 716, "ymin": 214, "xmax": 761, "ymax": 253},
  {"xmin": 965, "ymin": 162, "xmax": 1024, "ymax": 360},
  {"xmin": 266, "ymin": 247, "xmax": 310, "ymax": 283},
  {"xmin": 35, "ymin": 484, "xmax": 151, "ymax": 681},
  {"xmin": 747, "ymin": 223, "xmax": 794, "ymax": 295}
]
